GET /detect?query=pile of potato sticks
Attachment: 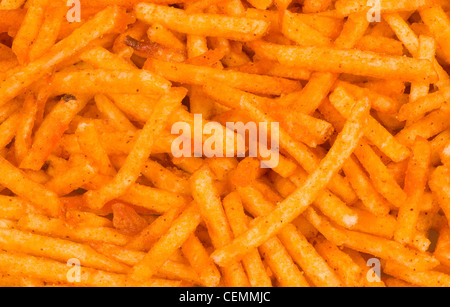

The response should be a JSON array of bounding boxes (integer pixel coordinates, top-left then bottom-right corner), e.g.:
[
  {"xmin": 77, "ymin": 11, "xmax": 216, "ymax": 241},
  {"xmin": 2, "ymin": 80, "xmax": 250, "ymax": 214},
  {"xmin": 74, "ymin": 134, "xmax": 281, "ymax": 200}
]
[{"xmin": 0, "ymin": 0, "xmax": 449, "ymax": 287}]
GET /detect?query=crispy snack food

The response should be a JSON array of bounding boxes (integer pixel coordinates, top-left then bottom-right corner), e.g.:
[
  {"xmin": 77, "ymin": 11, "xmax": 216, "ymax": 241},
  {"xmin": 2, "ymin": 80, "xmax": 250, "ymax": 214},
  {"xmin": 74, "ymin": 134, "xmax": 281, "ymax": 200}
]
[{"xmin": 0, "ymin": 0, "xmax": 449, "ymax": 288}]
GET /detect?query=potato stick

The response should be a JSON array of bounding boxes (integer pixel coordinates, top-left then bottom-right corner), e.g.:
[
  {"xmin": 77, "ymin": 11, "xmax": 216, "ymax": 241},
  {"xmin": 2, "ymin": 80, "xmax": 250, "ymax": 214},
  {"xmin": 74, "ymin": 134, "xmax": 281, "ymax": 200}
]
[
  {"xmin": 0, "ymin": 250, "xmax": 181, "ymax": 287},
  {"xmin": 289, "ymin": 170, "xmax": 359, "ymax": 229},
  {"xmin": 147, "ymin": 23, "xmax": 186, "ymax": 51},
  {"xmin": 140, "ymin": 160, "xmax": 190, "ymax": 196},
  {"xmin": 0, "ymin": 196, "xmax": 40, "ymax": 220},
  {"xmin": 395, "ymin": 138, "xmax": 431, "ymax": 245},
  {"xmin": 66, "ymin": 210, "xmax": 113, "ymax": 228},
  {"xmin": 303, "ymin": 0, "xmax": 332, "ymax": 13},
  {"xmin": 350, "ymin": 207, "xmax": 396, "ymax": 239},
  {"xmin": 247, "ymin": 0, "xmax": 272, "ymax": 10},
  {"xmin": 281, "ymin": 10, "xmax": 332, "ymax": 47},
  {"xmin": 51, "ymin": 69, "xmax": 170, "ymax": 96},
  {"xmin": 429, "ymin": 166, "xmax": 450, "ymax": 221},
  {"xmin": 14, "ymin": 93, "xmax": 37, "ymax": 164},
  {"xmin": 335, "ymin": 0, "xmax": 438, "ymax": 16},
  {"xmin": 431, "ymin": 129, "xmax": 450, "ymax": 166},
  {"xmin": 344, "ymin": 248, "xmax": 386, "ymax": 287},
  {"xmin": 435, "ymin": 226, "xmax": 450, "ymax": 267},
  {"xmin": 130, "ymin": 203, "xmax": 201, "ymax": 281},
  {"xmin": 353, "ymin": 141, "xmax": 407, "ymax": 208},
  {"xmin": 313, "ymin": 236, "xmax": 364, "ymax": 287},
  {"xmin": 84, "ymin": 88, "xmax": 185, "ymax": 210},
  {"xmin": 384, "ymin": 261, "xmax": 450, "ymax": 287},
  {"xmin": 223, "ymin": 192, "xmax": 272, "ymax": 287},
  {"xmin": 0, "ymin": 111, "xmax": 20, "ymax": 150},
  {"xmin": 28, "ymin": 5, "xmax": 65, "ymax": 62},
  {"xmin": 334, "ymin": 80, "xmax": 400, "ymax": 114},
  {"xmin": 420, "ymin": 6, "xmax": 450, "ymax": 65},
  {"xmin": 384, "ymin": 13, "xmax": 450, "ymax": 89},
  {"xmin": 396, "ymin": 110, "xmax": 450, "ymax": 147},
  {"xmin": 127, "ymin": 206, "xmax": 185, "ymax": 251},
  {"xmin": 75, "ymin": 122, "xmax": 116, "ymax": 176},
  {"xmin": 304, "ymin": 207, "xmax": 439, "ymax": 271},
  {"xmin": 11, "ymin": 0, "xmax": 47, "ymax": 64},
  {"xmin": 0, "ymin": 156, "xmax": 61, "ymax": 216},
  {"xmin": 80, "ymin": 46, "xmax": 137, "ymax": 71},
  {"xmin": 211, "ymin": 98, "xmax": 369, "ymax": 266},
  {"xmin": 355, "ymin": 35, "xmax": 403, "ymax": 56},
  {"xmin": 20, "ymin": 94, "xmax": 88, "ymax": 170},
  {"xmin": 330, "ymin": 86, "xmax": 410, "ymax": 162},
  {"xmin": 238, "ymin": 186, "xmax": 342, "ymax": 287},
  {"xmin": 343, "ymin": 157, "xmax": 391, "ymax": 217},
  {"xmin": 0, "ymin": 228, "xmax": 130, "ymax": 273},
  {"xmin": 45, "ymin": 156, "xmax": 98, "ymax": 196},
  {"xmin": 384, "ymin": 277, "xmax": 415, "ymax": 287},
  {"xmin": 249, "ymin": 40, "xmax": 438, "ymax": 83},
  {"xmin": 94, "ymin": 94, "xmax": 136, "ymax": 132},
  {"xmin": 441, "ymin": 142, "xmax": 450, "ymax": 167},
  {"xmin": 117, "ymin": 183, "xmax": 190, "ymax": 214},
  {"xmin": 90, "ymin": 242, "xmax": 202, "ymax": 285},
  {"xmin": 18, "ymin": 213, "xmax": 131, "ymax": 246},
  {"xmin": 190, "ymin": 166, "xmax": 250, "ymax": 286},
  {"xmin": 203, "ymin": 83, "xmax": 358, "ymax": 205},
  {"xmin": 135, "ymin": 3, "xmax": 268, "ymax": 41},
  {"xmin": 0, "ymin": 6, "xmax": 133, "ymax": 106},
  {"xmin": 234, "ymin": 60, "xmax": 311, "ymax": 81},
  {"xmin": 409, "ymin": 35, "xmax": 435, "ymax": 102},
  {"xmin": 109, "ymin": 94, "xmax": 159, "ymax": 123},
  {"xmin": 0, "ymin": 97, "xmax": 21, "ymax": 125},
  {"xmin": 259, "ymin": 235, "xmax": 309, "ymax": 287},
  {"xmin": 400, "ymin": 87, "xmax": 450, "ymax": 123},
  {"xmin": 144, "ymin": 58, "xmax": 301, "ymax": 96},
  {"xmin": 181, "ymin": 234, "xmax": 222, "ymax": 287},
  {"xmin": 0, "ymin": 0, "xmax": 26, "ymax": 9}
]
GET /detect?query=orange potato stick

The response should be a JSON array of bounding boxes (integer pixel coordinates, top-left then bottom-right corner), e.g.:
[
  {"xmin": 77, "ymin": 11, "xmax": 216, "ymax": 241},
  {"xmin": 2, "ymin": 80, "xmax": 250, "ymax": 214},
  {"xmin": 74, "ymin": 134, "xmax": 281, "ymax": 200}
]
[
  {"xmin": 303, "ymin": 0, "xmax": 332, "ymax": 13},
  {"xmin": 238, "ymin": 186, "xmax": 342, "ymax": 287},
  {"xmin": 18, "ymin": 214, "xmax": 131, "ymax": 246},
  {"xmin": 181, "ymin": 234, "xmax": 222, "ymax": 287},
  {"xmin": 304, "ymin": 207, "xmax": 439, "ymax": 271},
  {"xmin": 147, "ymin": 23, "xmax": 186, "ymax": 51},
  {"xmin": 94, "ymin": 94, "xmax": 136, "ymax": 132},
  {"xmin": 0, "ymin": 97, "xmax": 21, "ymax": 125},
  {"xmin": 127, "ymin": 206, "xmax": 185, "ymax": 251},
  {"xmin": 430, "ymin": 129, "xmax": 450, "ymax": 166},
  {"xmin": 395, "ymin": 137, "xmax": 431, "ymax": 245},
  {"xmin": 0, "ymin": 250, "xmax": 180, "ymax": 287},
  {"xmin": 329, "ymin": 86, "xmax": 410, "ymax": 162},
  {"xmin": 20, "ymin": 94, "xmax": 88, "ymax": 171},
  {"xmin": 435, "ymin": 226, "xmax": 450, "ymax": 267},
  {"xmin": 211, "ymin": 98, "xmax": 369, "ymax": 267},
  {"xmin": 203, "ymin": 83, "xmax": 358, "ymax": 205},
  {"xmin": 75, "ymin": 122, "xmax": 116, "ymax": 176},
  {"xmin": 355, "ymin": 35, "xmax": 404, "ymax": 56},
  {"xmin": 0, "ymin": 111, "xmax": 20, "ymax": 151},
  {"xmin": 11, "ymin": 0, "xmax": 47, "ymax": 64},
  {"xmin": 144, "ymin": 58, "xmax": 302, "ymax": 96},
  {"xmin": 0, "ymin": 6, "xmax": 134, "ymax": 106},
  {"xmin": 0, "ymin": 156, "xmax": 61, "ymax": 217},
  {"xmin": 45, "ymin": 155, "xmax": 98, "ymax": 196},
  {"xmin": 313, "ymin": 236, "xmax": 364, "ymax": 287},
  {"xmin": 223, "ymin": 192, "xmax": 272, "ymax": 287},
  {"xmin": 14, "ymin": 93, "xmax": 37, "ymax": 164},
  {"xmin": 420, "ymin": 6, "xmax": 450, "ymax": 65},
  {"xmin": 234, "ymin": 60, "xmax": 311, "ymax": 81},
  {"xmin": 281, "ymin": 10, "xmax": 332, "ymax": 47},
  {"xmin": 343, "ymin": 156, "xmax": 391, "ymax": 217},
  {"xmin": 51, "ymin": 69, "xmax": 171, "ymax": 96},
  {"xmin": 335, "ymin": 0, "xmax": 438, "ymax": 16},
  {"xmin": 400, "ymin": 87, "xmax": 450, "ymax": 123},
  {"xmin": 249, "ymin": 40, "xmax": 438, "ymax": 83},
  {"xmin": 0, "ymin": 196, "xmax": 40, "ymax": 220},
  {"xmin": 135, "ymin": 3, "xmax": 269, "ymax": 41},
  {"xmin": 190, "ymin": 166, "xmax": 250, "ymax": 287},
  {"xmin": 429, "ymin": 166, "xmax": 450, "ymax": 221},
  {"xmin": 0, "ymin": 228, "xmax": 129, "ymax": 273},
  {"xmin": 395, "ymin": 110, "xmax": 450, "ymax": 147},
  {"xmin": 130, "ymin": 203, "xmax": 202, "ymax": 281},
  {"xmin": 84, "ymin": 88, "xmax": 186, "ymax": 209},
  {"xmin": 353, "ymin": 140, "xmax": 407, "ymax": 208},
  {"xmin": 90, "ymin": 242, "xmax": 202, "ymax": 285},
  {"xmin": 384, "ymin": 261, "xmax": 450, "ymax": 287},
  {"xmin": 28, "ymin": 5, "xmax": 66, "ymax": 62}
]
